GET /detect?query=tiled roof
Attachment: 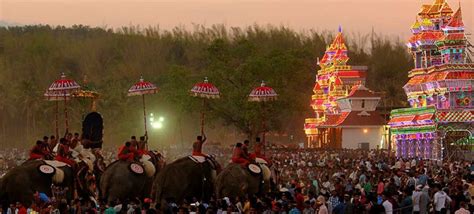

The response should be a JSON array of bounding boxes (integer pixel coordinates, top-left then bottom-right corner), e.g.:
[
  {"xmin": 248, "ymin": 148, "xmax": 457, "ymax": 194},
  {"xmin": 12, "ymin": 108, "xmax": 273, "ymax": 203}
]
[
  {"xmin": 446, "ymin": 7, "xmax": 463, "ymax": 28},
  {"xmin": 346, "ymin": 84, "xmax": 380, "ymax": 98},
  {"xmin": 338, "ymin": 111, "xmax": 386, "ymax": 126}
]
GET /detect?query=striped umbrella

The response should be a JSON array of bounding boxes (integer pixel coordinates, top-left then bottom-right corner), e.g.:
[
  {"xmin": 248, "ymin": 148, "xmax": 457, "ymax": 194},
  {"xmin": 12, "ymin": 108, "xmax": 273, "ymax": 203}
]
[
  {"xmin": 45, "ymin": 73, "xmax": 81, "ymax": 137},
  {"xmin": 190, "ymin": 77, "xmax": 220, "ymax": 99},
  {"xmin": 249, "ymin": 81, "xmax": 278, "ymax": 102},
  {"xmin": 249, "ymin": 81, "xmax": 278, "ymax": 153},
  {"xmin": 190, "ymin": 77, "xmax": 220, "ymax": 135},
  {"xmin": 128, "ymin": 76, "xmax": 158, "ymax": 138}
]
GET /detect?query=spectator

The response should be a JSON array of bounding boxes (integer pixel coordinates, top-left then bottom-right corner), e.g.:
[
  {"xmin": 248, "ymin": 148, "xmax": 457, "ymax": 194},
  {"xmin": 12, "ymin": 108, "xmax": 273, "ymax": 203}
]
[
  {"xmin": 315, "ymin": 196, "xmax": 328, "ymax": 214},
  {"xmin": 434, "ymin": 184, "xmax": 452, "ymax": 214},
  {"xmin": 381, "ymin": 193, "xmax": 393, "ymax": 214}
]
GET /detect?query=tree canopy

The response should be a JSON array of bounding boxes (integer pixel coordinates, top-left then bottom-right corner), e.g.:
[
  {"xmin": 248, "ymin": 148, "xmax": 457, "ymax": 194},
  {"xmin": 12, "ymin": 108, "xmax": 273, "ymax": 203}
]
[{"xmin": 0, "ymin": 25, "xmax": 412, "ymax": 147}]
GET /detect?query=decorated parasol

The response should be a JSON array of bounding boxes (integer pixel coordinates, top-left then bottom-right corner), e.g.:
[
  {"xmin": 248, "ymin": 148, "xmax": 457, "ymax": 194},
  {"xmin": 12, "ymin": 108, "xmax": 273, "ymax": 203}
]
[
  {"xmin": 128, "ymin": 76, "xmax": 158, "ymax": 138},
  {"xmin": 72, "ymin": 90, "xmax": 100, "ymax": 111},
  {"xmin": 248, "ymin": 80, "xmax": 278, "ymax": 152},
  {"xmin": 72, "ymin": 77, "xmax": 100, "ymax": 112},
  {"xmin": 45, "ymin": 73, "xmax": 81, "ymax": 137},
  {"xmin": 190, "ymin": 77, "xmax": 220, "ymax": 136}
]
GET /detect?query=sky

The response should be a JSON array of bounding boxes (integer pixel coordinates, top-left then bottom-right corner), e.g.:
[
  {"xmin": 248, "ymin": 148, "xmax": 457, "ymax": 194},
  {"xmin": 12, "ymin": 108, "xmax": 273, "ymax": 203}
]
[{"xmin": 1, "ymin": 0, "xmax": 473, "ymax": 38}]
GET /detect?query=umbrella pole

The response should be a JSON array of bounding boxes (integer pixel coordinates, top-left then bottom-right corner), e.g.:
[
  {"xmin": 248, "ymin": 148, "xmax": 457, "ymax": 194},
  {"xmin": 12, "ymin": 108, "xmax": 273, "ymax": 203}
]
[
  {"xmin": 55, "ymin": 99, "xmax": 59, "ymax": 138},
  {"xmin": 91, "ymin": 98, "xmax": 97, "ymax": 112},
  {"xmin": 201, "ymin": 99, "xmax": 205, "ymax": 136},
  {"xmin": 64, "ymin": 93, "xmax": 69, "ymax": 134},
  {"xmin": 142, "ymin": 94, "xmax": 148, "ymax": 138},
  {"xmin": 262, "ymin": 101, "xmax": 266, "ymax": 155}
]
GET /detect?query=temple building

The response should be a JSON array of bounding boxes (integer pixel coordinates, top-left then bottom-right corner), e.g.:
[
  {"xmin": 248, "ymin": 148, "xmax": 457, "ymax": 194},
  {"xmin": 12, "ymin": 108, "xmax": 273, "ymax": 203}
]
[
  {"xmin": 389, "ymin": 0, "xmax": 473, "ymax": 160},
  {"xmin": 304, "ymin": 29, "xmax": 387, "ymax": 149}
]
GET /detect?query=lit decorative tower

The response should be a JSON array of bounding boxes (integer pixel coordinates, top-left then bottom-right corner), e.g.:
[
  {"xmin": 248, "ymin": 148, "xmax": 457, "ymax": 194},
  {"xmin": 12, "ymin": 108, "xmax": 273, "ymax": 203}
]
[
  {"xmin": 389, "ymin": 0, "xmax": 473, "ymax": 160},
  {"xmin": 305, "ymin": 28, "xmax": 385, "ymax": 149}
]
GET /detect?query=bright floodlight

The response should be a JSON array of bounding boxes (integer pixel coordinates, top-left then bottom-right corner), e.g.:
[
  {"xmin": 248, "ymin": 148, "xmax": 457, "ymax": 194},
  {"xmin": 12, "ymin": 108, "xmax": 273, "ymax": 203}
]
[
  {"xmin": 151, "ymin": 122, "xmax": 163, "ymax": 129},
  {"xmin": 159, "ymin": 117, "xmax": 164, "ymax": 122}
]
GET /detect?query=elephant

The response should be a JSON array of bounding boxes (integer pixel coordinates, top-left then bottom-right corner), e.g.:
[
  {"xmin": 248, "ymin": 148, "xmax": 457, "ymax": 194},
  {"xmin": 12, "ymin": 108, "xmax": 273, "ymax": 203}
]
[
  {"xmin": 99, "ymin": 151, "xmax": 163, "ymax": 204},
  {"xmin": 152, "ymin": 156, "xmax": 220, "ymax": 209},
  {"xmin": 215, "ymin": 160, "xmax": 273, "ymax": 200},
  {"xmin": 0, "ymin": 159, "xmax": 96, "ymax": 208}
]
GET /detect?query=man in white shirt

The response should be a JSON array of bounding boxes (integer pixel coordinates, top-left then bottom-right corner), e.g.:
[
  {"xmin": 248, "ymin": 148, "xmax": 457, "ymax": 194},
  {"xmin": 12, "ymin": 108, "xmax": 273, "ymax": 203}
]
[
  {"xmin": 412, "ymin": 185, "xmax": 423, "ymax": 214},
  {"xmin": 382, "ymin": 193, "xmax": 393, "ymax": 214},
  {"xmin": 433, "ymin": 185, "xmax": 452, "ymax": 214}
]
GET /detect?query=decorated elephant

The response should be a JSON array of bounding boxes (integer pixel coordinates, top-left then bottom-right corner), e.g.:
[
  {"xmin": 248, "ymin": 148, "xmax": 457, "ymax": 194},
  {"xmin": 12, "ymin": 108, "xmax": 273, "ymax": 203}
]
[
  {"xmin": 0, "ymin": 159, "xmax": 96, "ymax": 208},
  {"xmin": 152, "ymin": 155, "xmax": 220, "ymax": 208},
  {"xmin": 215, "ymin": 159, "xmax": 273, "ymax": 199},
  {"xmin": 99, "ymin": 151, "xmax": 163, "ymax": 204}
]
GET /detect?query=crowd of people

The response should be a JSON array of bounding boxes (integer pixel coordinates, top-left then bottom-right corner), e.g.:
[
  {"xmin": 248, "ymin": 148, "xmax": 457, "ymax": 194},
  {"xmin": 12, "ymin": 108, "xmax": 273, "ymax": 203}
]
[{"xmin": 1, "ymin": 136, "xmax": 473, "ymax": 214}]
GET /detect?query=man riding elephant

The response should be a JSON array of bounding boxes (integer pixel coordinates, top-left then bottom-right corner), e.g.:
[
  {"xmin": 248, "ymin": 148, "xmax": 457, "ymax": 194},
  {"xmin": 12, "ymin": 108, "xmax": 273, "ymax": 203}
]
[
  {"xmin": 0, "ymin": 159, "xmax": 97, "ymax": 209},
  {"xmin": 100, "ymin": 148, "xmax": 163, "ymax": 204},
  {"xmin": 153, "ymin": 158, "xmax": 219, "ymax": 209},
  {"xmin": 216, "ymin": 141, "xmax": 273, "ymax": 200},
  {"xmin": 117, "ymin": 142, "xmax": 136, "ymax": 161},
  {"xmin": 231, "ymin": 143, "xmax": 250, "ymax": 167},
  {"xmin": 153, "ymin": 137, "xmax": 220, "ymax": 210},
  {"xmin": 192, "ymin": 135, "xmax": 207, "ymax": 156},
  {"xmin": 249, "ymin": 137, "xmax": 271, "ymax": 165},
  {"xmin": 29, "ymin": 141, "xmax": 49, "ymax": 160},
  {"xmin": 56, "ymin": 138, "xmax": 76, "ymax": 167},
  {"xmin": 137, "ymin": 136, "xmax": 147, "ymax": 156}
]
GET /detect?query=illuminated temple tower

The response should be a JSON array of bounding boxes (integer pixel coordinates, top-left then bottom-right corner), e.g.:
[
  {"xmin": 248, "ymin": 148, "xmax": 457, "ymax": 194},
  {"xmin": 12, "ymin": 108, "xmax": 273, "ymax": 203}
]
[
  {"xmin": 304, "ymin": 28, "xmax": 386, "ymax": 149},
  {"xmin": 389, "ymin": 0, "xmax": 473, "ymax": 160}
]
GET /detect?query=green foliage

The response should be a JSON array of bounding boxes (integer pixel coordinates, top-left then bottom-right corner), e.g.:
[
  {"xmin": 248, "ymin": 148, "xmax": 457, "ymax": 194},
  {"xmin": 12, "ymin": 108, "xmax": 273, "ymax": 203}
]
[{"xmin": 0, "ymin": 25, "xmax": 412, "ymax": 147}]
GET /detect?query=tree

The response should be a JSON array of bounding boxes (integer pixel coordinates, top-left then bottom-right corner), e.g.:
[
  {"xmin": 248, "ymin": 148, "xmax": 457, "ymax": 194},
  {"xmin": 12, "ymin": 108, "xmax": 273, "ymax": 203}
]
[{"xmin": 0, "ymin": 25, "xmax": 412, "ymax": 147}]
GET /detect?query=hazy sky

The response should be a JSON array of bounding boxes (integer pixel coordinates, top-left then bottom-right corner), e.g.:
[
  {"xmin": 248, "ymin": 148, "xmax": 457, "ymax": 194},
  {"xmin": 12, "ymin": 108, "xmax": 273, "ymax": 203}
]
[{"xmin": 1, "ymin": 0, "xmax": 473, "ymax": 37}]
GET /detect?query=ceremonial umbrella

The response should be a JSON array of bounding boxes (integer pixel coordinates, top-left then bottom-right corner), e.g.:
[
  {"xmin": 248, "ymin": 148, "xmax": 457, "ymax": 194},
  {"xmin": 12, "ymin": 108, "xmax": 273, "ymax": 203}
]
[
  {"xmin": 72, "ymin": 90, "xmax": 100, "ymax": 111},
  {"xmin": 248, "ymin": 80, "xmax": 278, "ymax": 152},
  {"xmin": 128, "ymin": 76, "xmax": 158, "ymax": 138},
  {"xmin": 190, "ymin": 77, "xmax": 220, "ymax": 136},
  {"xmin": 72, "ymin": 78, "xmax": 100, "ymax": 113},
  {"xmin": 45, "ymin": 73, "xmax": 81, "ymax": 137}
]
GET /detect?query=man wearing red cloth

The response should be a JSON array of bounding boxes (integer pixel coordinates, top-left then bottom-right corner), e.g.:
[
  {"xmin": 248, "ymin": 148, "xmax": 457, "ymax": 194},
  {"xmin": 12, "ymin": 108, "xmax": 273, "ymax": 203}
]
[
  {"xmin": 192, "ymin": 135, "xmax": 207, "ymax": 156},
  {"xmin": 117, "ymin": 142, "xmax": 135, "ymax": 161},
  {"xmin": 29, "ymin": 141, "xmax": 48, "ymax": 160},
  {"xmin": 130, "ymin": 136, "xmax": 138, "ymax": 150},
  {"xmin": 137, "ymin": 136, "xmax": 148, "ymax": 156},
  {"xmin": 242, "ymin": 140, "xmax": 250, "ymax": 159},
  {"xmin": 250, "ymin": 137, "xmax": 272, "ymax": 165},
  {"xmin": 231, "ymin": 142, "xmax": 250, "ymax": 167},
  {"xmin": 55, "ymin": 138, "xmax": 76, "ymax": 166}
]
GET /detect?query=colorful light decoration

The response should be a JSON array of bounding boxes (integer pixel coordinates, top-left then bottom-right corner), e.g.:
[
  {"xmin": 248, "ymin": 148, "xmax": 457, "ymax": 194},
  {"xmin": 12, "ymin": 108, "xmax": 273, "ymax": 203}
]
[{"xmin": 390, "ymin": 0, "xmax": 473, "ymax": 160}]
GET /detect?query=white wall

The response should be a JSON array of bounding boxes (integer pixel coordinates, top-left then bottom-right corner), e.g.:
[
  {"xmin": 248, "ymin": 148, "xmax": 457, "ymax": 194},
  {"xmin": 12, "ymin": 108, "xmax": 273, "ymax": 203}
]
[
  {"xmin": 348, "ymin": 99, "xmax": 379, "ymax": 111},
  {"xmin": 341, "ymin": 127, "xmax": 384, "ymax": 149}
]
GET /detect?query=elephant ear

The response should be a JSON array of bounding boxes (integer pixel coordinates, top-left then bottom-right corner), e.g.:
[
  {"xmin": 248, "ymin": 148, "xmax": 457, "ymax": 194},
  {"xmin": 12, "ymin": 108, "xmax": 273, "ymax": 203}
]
[
  {"xmin": 129, "ymin": 163, "xmax": 144, "ymax": 175},
  {"xmin": 38, "ymin": 164, "xmax": 64, "ymax": 184},
  {"xmin": 140, "ymin": 159, "xmax": 156, "ymax": 177},
  {"xmin": 260, "ymin": 164, "xmax": 272, "ymax": 181},
  {"xmin": 247, "ymin": 164, "xmax": 262, "ymax": 176},
  {"xmin": 38, "ymin": 164, "xmax": 56, "ymax": 175},
  {"xmin": 52, "ymin": 168, "xmax": 65, "ymax": 184}
]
